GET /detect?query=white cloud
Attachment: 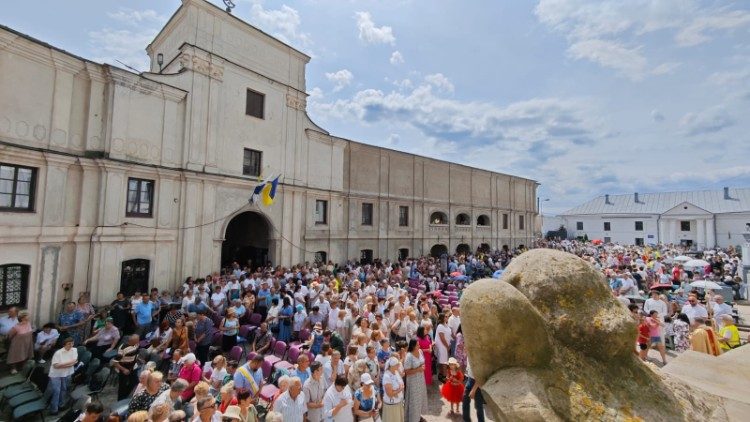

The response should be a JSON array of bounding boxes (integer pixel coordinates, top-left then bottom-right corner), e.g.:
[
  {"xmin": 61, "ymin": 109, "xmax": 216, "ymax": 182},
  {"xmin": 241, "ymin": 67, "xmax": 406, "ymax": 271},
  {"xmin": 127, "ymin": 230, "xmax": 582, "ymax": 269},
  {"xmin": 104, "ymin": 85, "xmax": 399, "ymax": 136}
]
[
  {"xmin": 676, "ymin": 10, "xmax": 750, "ymax": 46},
  {"xmin": 107, "ymin": 8, "xmax": 165, "ymax": 25},
  {"xmin": 89, "ymin": 8, "xmax": 167, "ymax": 70},
  {"xmin": 568, "ymin": 39, "xmax": 648, "ymax": 80},
  {"xmin": 424, "ymin": 73, "xmax": 454, "ymax": 93},
  {"xmin": 679, "ymin": 106, "xmax": 735, "ymax": 136},
  {"xmin": 651, "ymin": 109, "xmax": 665, "ymax": 122},
  {"xmin": 308, "ymin": 87, "xmax": 324, "ymax": 101},
  {"xmin": 385, "ymin": 133, "xmax": 400, "ymax": 146},
  {"xmin": 248, "ymin": 2, "xmax": 311, "ymax": 47},
  {"xmin": 325, "ymin": 69, "xmax": 354, "ymax": 92},
  {"xmin": 389, "ymin": 51, "xmax": 404, "ymax": 65},
  {"xmin": 355, "ymin": 12, "xmax": 396, "ymax": 45},
  {"xmin": 535, "ymin": 0, "xmax": 750, "ymax": 79},
  {"xmin": 652, "ymin": 62, "xmax": 681, "ymax": 75}
]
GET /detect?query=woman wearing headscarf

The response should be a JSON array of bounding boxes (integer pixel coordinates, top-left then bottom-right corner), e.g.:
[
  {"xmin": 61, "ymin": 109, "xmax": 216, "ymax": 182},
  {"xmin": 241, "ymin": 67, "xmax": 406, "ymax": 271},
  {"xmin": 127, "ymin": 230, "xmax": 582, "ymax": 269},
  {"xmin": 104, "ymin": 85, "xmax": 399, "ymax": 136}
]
[{"xmin": 381, "ymin": 357, "xmax": 405, "ymax": 422}]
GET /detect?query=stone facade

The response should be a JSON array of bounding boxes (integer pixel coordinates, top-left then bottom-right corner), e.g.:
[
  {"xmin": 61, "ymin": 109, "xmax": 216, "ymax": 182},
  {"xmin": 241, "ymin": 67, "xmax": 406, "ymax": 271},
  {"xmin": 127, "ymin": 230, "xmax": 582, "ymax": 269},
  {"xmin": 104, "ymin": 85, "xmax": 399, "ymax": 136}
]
[{"xmin": 0, "ymin": 0, "xmax": 537, "ymax": 323}]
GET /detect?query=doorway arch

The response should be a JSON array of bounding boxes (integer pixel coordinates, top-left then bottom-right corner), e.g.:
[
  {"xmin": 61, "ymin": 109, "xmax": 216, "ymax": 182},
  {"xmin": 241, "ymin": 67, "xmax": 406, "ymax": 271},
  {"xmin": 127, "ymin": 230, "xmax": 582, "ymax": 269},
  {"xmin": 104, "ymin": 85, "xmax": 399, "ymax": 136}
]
[
  {"xmin": 456, "ymin": 243, "xmax": 471, "ymax": 255},
  {"xmin": 430, "ymin": 244, "xmax": 448, "ymax": 258},
  {"xmin": 221, "ymin": 211, "xmax": 271, "ymax": 270}
]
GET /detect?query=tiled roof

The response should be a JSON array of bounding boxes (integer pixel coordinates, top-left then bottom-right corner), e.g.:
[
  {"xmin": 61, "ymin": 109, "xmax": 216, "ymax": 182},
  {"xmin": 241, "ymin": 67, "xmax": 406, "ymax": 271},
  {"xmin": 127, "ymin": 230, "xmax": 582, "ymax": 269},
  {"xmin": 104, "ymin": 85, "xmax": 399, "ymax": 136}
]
[{"xmin": 561, "ymin": 188, "xmax": 750, "ymax": 215}]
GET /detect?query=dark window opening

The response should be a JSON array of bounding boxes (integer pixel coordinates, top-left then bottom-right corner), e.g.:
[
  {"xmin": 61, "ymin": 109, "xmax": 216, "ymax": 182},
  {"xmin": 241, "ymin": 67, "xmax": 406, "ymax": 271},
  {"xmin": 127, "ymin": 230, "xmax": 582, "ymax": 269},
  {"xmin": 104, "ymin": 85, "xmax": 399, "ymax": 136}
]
[
  {"xmin": 0, "ymin": 264, "xmax": 29, "ymax": 311},
  {"xmin": 456, "ymin": 213, "xmax": 471, "ymax": 226},
  {"xmin": 604, "ymin": 222, "xmax": 611, "ymax": 231},
  {"xmin": 246, "ymin": 89, "xmax": 265, "ymax": 119},
  {"xmin": 242, "ymin": 149, "xmax": 262, "ymax": 177},
  {"xmin": 314, "ymin": 200, "xmax": 328, "ymax": 224},
  {"xmin": 361, "ymin": 203, "xmax": 373, "ymax": 226},
  {"xmin": 0, "ymin": 163, "xmax": 36, "ymax": 211},
  {"xmin": 680, "ymin": 221, "xmax": 691, "ymax": 231},
  {"xmin": 399, "ymin": 206, "xmax": 409, "ymax": 227},
  {"xmin": 126, "ymin": 178, "xmax": 154, "ymax": 217}
]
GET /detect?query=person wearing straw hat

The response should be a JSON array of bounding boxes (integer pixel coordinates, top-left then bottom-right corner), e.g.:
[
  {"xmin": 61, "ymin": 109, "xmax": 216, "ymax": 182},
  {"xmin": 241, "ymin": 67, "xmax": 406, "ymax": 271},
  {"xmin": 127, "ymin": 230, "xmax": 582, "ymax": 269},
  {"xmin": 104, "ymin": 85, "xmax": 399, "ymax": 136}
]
[
  {"xmin": 381, "ymin": 357, "xmax": 404, "ymax": 422},
  {"xmin": 441, "ymin": 357, "xmax": 465, "ymax": 414},
  {"xmin": 221, "ymin": 405, "xmax": 243, "ymax": 421}
]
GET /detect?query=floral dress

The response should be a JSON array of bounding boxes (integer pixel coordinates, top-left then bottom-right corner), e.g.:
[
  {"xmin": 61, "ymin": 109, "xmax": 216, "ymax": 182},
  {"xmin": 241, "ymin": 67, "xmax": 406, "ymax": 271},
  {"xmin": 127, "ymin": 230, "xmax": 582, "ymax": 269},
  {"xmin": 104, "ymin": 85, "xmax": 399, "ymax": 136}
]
[
  {"xmin": 58, "ymin": 310, "xmax": 85, "ymax": 346},
  {"xmin": 454, "ymin": 332, "xmax": 467, "ymax": 368},
  {"xmin": 673, "ymin": 320, "xmax": 690, "ymax": 352}
]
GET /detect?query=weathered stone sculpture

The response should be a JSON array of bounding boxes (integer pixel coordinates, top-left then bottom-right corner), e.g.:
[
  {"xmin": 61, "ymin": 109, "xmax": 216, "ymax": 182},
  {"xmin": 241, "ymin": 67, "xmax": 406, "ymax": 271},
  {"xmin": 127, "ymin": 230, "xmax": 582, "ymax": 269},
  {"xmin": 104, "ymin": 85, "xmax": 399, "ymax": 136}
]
[{"xmin": 461, "ymin": 249, "xmax": 743, "ymax": 421}]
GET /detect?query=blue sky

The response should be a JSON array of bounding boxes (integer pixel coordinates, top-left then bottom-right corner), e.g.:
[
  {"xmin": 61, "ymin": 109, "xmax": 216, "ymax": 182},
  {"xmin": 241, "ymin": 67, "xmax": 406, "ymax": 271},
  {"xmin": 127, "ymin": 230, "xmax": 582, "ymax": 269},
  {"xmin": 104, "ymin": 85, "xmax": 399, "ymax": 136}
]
[{"xmin": 4, "ymin": 0, "xmax": 750, "ymax": 214}]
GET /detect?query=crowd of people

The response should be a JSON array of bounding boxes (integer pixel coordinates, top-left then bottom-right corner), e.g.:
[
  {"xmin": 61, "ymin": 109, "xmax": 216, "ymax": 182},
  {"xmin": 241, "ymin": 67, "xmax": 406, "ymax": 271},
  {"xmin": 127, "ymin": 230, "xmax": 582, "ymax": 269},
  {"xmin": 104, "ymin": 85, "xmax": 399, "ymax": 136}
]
[{"xmin": 0, "ymin": 240, "xmax": 746, "ymax": 422}]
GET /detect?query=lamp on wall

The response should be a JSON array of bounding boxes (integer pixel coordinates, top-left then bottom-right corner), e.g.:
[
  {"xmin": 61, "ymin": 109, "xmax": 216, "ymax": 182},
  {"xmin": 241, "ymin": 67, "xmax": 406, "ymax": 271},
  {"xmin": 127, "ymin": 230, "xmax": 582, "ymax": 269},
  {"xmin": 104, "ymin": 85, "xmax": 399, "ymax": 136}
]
[{"xmin": 157, "ymin": 53, "xmax": 164, "ymax": 72}]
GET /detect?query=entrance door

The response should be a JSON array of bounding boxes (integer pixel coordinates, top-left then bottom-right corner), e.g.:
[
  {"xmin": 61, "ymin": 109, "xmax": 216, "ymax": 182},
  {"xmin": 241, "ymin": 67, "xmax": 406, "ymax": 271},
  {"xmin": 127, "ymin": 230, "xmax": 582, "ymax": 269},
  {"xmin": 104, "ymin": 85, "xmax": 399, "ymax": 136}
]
[
  {"xmin": 120, "ymin": 259, "xmax": 150, "ymax": 297},
  {"xmin": 222, "ymin": 211, "xmax": 271, "ymax": 271}
]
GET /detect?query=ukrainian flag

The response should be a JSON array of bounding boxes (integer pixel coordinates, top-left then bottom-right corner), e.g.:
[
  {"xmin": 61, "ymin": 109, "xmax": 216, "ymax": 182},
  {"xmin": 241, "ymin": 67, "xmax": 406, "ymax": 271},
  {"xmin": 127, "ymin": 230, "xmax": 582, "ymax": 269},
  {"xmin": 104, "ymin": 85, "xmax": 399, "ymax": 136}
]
[{"xmin": 251, "ymin": 175, "xmax": 280, "ymax": 206}]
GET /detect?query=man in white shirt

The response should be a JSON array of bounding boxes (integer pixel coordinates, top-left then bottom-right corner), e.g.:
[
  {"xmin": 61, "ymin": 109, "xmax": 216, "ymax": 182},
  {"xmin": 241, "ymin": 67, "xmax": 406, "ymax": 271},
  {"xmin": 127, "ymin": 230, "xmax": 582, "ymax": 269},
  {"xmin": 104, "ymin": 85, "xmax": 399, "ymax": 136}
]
[
  {"xmin": 447, "ymin": 307, "xmax": 461, "ymax": 336},
  {"xmin": 45, "ymin": 337, "xmax": 78, "ymax": 415},
  {"xmin": 681, "ymin": 295, "xmax": 708, "ymax": 323},
  {"xmin": 712, "ymin": 295, "xmax": 733, "ymax": 328},
  {"xmin": 323, "ymin": 376, "xmax": 353, "ymax": 422},
  {"xmin": 643, "ymin": 291, "xmax": 668, "ymax": 321},
  {"xmin": 275, "ymin": 376, "xmax": 307, "ymax": 422},
  {"xmin": 35, "ymin": 322, "xmax": 60, "ymax": 363},
  {"xmin": 0, "ymin": 306, "xmax": 19, "ymax": 336}
]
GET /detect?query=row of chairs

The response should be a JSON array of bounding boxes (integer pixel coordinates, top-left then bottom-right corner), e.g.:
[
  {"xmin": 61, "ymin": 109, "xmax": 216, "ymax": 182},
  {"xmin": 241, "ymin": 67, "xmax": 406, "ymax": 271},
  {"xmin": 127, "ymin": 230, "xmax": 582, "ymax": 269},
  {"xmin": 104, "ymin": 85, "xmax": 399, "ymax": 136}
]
[{"xmin": 0, "ymin": 346, "xmax": 105, "ymax": 421}]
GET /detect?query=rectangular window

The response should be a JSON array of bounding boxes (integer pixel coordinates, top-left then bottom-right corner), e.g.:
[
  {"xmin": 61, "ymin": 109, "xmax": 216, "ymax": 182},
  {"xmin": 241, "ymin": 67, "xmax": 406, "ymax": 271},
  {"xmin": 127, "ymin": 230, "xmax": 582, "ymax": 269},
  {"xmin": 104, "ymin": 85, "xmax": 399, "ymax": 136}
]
[
  {"xmin": 398, "ymin": 206, "xmax": 409, "ymax": 227},
  {"xmin": 576, "ymin": 221, "xmax": 583, "ymax": 230},
  {"xmin": 242, "ymin": 149, "xmax": 262, "ymax": 177},
  {"xmin": 0, "ymin": 163, "xmax": 36, "ymax": 211},
  {"xmin": 635, "ymin": 221, "xmax": 644, "ymax": 231},
  {"xmin": 604, "ymin": 236, "xmax": 611, "ymax": 244},
  {"xmin": 0, "ymin": 264, "xmax": 29, "ymax": 310},
  {"xmin": 680, "ymin": 221, "xmax": 691, "ymax": 231},
  {"xmin": 314, "ymin": 200, "xmax": 328, "ymax": 224},
  {"xmin": 126, "ymin": 178, "xmax": 154, "ymax": 217},
  {"xmin": 519, "ymin": 215, "xmax": 525, "ymax": 230},
  {"xmin": 635, "ymin": 237, "xmax": 644, "ymax": 246},
  {"xmin": 502, "ymin": 213, "xmax": 509, "ymax": 229},
  {"xmin": 245, "ymin": 89, "xmax": 265, "ymax": 118},
  {"xmin": 361, "ymin": 203, "xmax": 373, "ymax": 226},
  {"xmin": 604, "ymin": 222, "xmax": 611, "ymax": 231}
]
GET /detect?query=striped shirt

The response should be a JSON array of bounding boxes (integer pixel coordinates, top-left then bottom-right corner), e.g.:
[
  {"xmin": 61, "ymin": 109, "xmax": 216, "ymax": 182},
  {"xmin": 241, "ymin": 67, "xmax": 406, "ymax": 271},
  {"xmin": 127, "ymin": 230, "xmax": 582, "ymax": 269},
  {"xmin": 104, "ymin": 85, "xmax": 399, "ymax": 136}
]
[{"xmin": 275, "ymin": 390, "xmax": 307, "ymax": 422}]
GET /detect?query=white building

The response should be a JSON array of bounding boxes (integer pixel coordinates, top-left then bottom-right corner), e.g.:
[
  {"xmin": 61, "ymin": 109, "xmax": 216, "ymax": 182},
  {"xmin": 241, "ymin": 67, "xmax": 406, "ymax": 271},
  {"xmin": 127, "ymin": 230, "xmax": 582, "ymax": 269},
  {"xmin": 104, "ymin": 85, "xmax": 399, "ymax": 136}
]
[
  {"xmin": 0, "ymin": 0, "xmax": 538, "ymax": 324},
  {"xmin": 559, "ymin": 188, "xmax": 750, "ymax": 249}
]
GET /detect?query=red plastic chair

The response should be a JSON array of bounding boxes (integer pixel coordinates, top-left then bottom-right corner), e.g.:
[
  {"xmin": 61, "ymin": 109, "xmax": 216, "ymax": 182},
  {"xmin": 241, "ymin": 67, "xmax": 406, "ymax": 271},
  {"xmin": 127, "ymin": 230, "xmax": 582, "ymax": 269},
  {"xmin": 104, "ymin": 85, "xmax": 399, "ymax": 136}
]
[
  {"xmin": 272, "ymin": 341, "xmax": 288, "ymax": 359},
  {"xmin": 286, "ymin": 345, "xmax": 302, "ymax": 364},
  {"xmin": 249, "ymin": 313, "xmax": 263, "ymax": 327},
  {"xmin": 261, "ymin": 358, "xmax": 277, "ymax": 379},
  {"xmin": 229, "ymin": 346, "xmax": 243, "ymax": 362},
  {"xmin": 273, "ymin": 360, "xmax": 294, "ymax": 371},
  {"xmin": 259, "ymin": 384, "xmax": 279, "ymax": 404}
]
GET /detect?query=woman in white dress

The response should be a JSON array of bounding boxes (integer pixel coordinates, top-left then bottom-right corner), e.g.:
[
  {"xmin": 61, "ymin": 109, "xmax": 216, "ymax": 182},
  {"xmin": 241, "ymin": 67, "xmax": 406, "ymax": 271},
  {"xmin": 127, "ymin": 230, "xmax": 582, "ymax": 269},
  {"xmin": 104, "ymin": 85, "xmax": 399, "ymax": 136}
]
[{"xmin": 434, "ymin": 313, "xmax": 452, "ymax": 380}]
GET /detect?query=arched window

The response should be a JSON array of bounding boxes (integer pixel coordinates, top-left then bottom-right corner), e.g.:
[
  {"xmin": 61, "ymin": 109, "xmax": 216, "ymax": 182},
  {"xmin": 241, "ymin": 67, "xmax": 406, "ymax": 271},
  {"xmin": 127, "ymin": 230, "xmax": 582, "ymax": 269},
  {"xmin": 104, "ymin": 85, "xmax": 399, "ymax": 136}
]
[
  {"xmin": 0, "ymin": 264, "xmax": 30, "ymax": 310},
  {"xmin": 477, "ymin": 215, "xmax": 490, "ymax": 226},
  {"xmin": 456, "ymin": 244, "xmax": 471, "ymax": 255},
  {"xmin": 456, "ymin": 213, "xmax": 471, "ymax": 225},
  {"xmin": 430, "ymin": 211, "xmax": 448, "ymax": 225}
]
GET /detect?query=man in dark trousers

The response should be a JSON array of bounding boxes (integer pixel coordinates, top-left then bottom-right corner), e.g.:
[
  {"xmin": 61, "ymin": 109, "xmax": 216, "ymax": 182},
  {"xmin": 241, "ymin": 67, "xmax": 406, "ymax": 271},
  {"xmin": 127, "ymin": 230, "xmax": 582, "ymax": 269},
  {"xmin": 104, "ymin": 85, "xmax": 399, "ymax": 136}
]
[{"xmin": 462, "ymin": 357, "xmax": 485, "ymax": 422}]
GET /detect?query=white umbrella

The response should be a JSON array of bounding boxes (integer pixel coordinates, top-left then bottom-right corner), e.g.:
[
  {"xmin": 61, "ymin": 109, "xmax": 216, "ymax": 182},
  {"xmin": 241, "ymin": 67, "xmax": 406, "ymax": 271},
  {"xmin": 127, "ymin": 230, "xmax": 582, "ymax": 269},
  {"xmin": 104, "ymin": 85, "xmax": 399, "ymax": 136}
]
[
  {"xmin": 673, "ymin": 255, "xmax": 691, "ymax": 263},
  {"xmin": 689, "ymin": 280, "xmax": 723, "ymax": 290},
  {"xmin": 683, "ymin": 259, "xmax": 710, "ymax": 269}
]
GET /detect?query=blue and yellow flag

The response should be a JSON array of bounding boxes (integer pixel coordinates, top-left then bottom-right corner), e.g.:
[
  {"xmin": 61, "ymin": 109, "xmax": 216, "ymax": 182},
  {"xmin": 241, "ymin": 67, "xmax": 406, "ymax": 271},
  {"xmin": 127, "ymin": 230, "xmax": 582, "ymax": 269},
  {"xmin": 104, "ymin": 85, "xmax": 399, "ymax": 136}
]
[{"xmin": 251, "ymin": 175, "xmax": 280, "ymax": 206}]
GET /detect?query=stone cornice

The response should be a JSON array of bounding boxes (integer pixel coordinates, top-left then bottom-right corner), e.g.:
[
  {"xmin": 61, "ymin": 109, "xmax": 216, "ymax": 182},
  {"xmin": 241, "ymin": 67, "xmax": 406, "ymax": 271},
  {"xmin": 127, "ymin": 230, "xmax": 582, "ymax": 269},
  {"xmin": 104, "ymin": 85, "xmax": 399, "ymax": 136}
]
[{"xmin": 107, "ymin": 67, "xmax": 187, "ymax": 102}]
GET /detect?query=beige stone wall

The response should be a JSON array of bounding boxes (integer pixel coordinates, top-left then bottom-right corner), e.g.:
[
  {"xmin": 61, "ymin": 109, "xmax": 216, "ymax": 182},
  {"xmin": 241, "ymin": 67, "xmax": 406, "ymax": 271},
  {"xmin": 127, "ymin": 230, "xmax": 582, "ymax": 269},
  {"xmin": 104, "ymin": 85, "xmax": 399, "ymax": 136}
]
[{"xmin": 0, "ymin": 0, "xmax": 537, "ymax": 325}]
